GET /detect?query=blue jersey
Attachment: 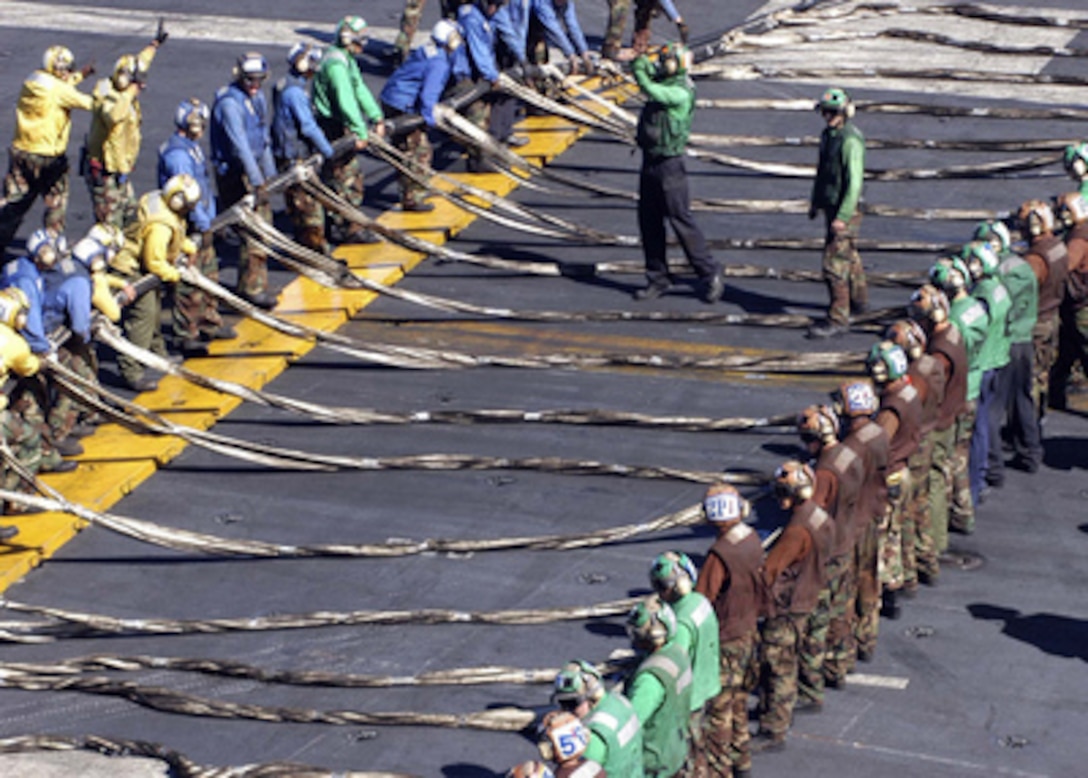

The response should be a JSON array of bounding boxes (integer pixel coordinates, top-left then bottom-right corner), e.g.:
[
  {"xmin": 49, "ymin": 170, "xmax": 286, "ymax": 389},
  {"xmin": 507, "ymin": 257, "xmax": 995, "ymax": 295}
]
[
  {"xmin": 271, "ymin": 73, "xmax": 334, "ymax": 162},
  {"xmin": 489, "ymin": 0, "xmax": 529, "ymax": 63},
  {"xmin": 210, "ymin": 82, "xmax": 276, "ymax": 185},
  {"xmin": 531, "ymin": 0, "xmax": 588, "ymax": 56},
  {"xmin": 1, "ymin": 257, "xmax": 49, "ymax": 354},
  {"xmin": 380, "ymin": 43, "xmax": 453, "ymax": 127},
  {"xmin": 456, "ymin": 4, "xmax": 500, "ymax": 82},
  {"xmin": 42, "ymin": 257, "xmax": 92, "ymax": 343},
  {"xmin": 158, "ymin": 132, "xmax": 215, "ymax": 232}
]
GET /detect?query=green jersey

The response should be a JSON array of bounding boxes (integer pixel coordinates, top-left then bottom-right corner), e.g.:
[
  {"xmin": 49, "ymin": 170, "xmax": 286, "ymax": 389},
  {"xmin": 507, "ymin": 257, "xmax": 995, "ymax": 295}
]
[
  {"xmin": 584, "ymin": 689, "xmax": 645, "ymax": 777},
  {"xmin": 633, "ymin": 56, "xmax": 693, "ymax": 159},
  {"xmin": 950, "ymin": 293, "xmax": 989, "ymax": 400},
  {"xmin": 670, "ymin": 591, "xmax": 722, "ymax": 712},
  {"xmin": 972, "ymin": 277, "xmax": 1011, "ymax": 372},
  {"xmin": 628, "ymin": 642, "xmax": 693, "ymax": 777},
  {"xmin": 312, "ymin": 46, "xmax": 382, "ymax": 139},
  {"xmin": 998, "ymin": 253, "xmax": 1039, "ymax": 345}
]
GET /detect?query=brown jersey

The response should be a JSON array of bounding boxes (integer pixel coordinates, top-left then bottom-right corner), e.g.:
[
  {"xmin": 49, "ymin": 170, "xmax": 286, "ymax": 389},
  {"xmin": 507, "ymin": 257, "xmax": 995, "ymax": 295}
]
[
  {"xmin": 928, "ymin": 324, "xmax": 967, "ymax": 430},
  {"xmin": 879, "ymin": 378, "xmax": 923, "ymax": 472},
  {"xmin": 909, "ymin": 353, "xmax": 946, "ymax": 436},
  {"xmin": 1027, "ymin": 233, "xmax": 1069, "ymax": 318},
  {"xmin": 764, "ymin": 500, "xmax": 834, "ymax": 616},
  {"xmin": 841, "ymin": 417, "xmax": 889, "ymax": 541},
  {"xmin": 1067, "ymin": 222, "xmax": 1088, "ymax": 309},
  {"xmin": 815, "ymin": 443, "xmax": 865, "ymax": 557},
  {"xmin": 703, "ymin": 522, "xmax": 765, "ymax": 641}
]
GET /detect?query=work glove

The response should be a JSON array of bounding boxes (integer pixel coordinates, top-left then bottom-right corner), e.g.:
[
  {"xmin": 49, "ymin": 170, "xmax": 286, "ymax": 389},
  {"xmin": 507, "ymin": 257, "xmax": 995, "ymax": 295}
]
[
  {"xmin": 677, "ymin": 21, "xmax": 690, "ymax": 44},
  {"xmin": 80, "ymin": 61, "xmax": 96, "ymax": 79},
  {"xmin": 154, "ymin": 17, "xmax": 169, "ymax": 46},
  {"xmin": 254, "ymin": 183, "xmax": 270, "ymax": 210}
]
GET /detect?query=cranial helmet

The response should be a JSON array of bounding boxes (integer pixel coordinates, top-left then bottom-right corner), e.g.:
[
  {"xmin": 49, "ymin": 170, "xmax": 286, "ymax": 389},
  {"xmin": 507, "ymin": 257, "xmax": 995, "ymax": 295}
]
[
  {"xmin": 909, "ymin": 283, "xmax": 950, "ymax": 325},
  {"xmin": 703, "ymin": 482, "xmax": 750, "ymax": 523},
  {"xmin": 1018, "ymin": 199, "xmax": 1055, "ymax": 237},
  {"xmin": 506, "ymin": 762, "xmax": 555, "ymax": 778},
  {"xmin": 867, "ymin": 340, "xmax": 909, "ymax": 385},
  {"xmin": 112, "ymin": 53, "xmax": 148, "ymax": 90},
  {"xmin": 174, "ymin": 97, "xmax": 210, "ymax": 134},
  {"xmin": 551, "ymin": 659, "xmax": 604, "ymax": 709},
  {"xmin": 1054, "ymin": 192, "xmax": 1088, "ymax": 228},
  {"xmin": 1064, "ymin": 142, "xmax": 1088, "ymax": 179},
  {"xmin": 234, "ymin": 51, "xmax": 269, "ymax": 83},
  {"xmin": 287, "ymin": 42, "xmax": 322, "ymax": 75},
  {"xmin": 960, "ymin": 240, "xmax": 1000, "ymax": 282},
  {"xmin": 773, "ymin": 460, "xmax": 816, "ymax": 508},
  {"xmin": 884, "ymin": 318, "xmax": 927, "ymax": 362},
  {"xmin": 27, "ymin": 228, "xmax": 60, "ymax": 269},
  {"xmin": 817, "ymin": 87, "xmax": 855, "ymax": 118},
  {"xmin": 337, "ymin": 15, "xmax": 368, "ymax": 49},
  {"xmin": 163, "ymin": 173, "xmax": 202, "ymax": 214},
  {"xmin": 537, "ymin": 710, "xmax": 589, "ymax": 764},
  {"xmin": 649, "ymin": 550, "xmax": 698, "ymax": 598},
  {"xmin": 432, "ymin": 19, "xmax": 463, "ymax": 50},
  {"xmin": 929, "ymin": 256, "xmax": 970, "ymax": 295},
  {"xmin": 830, "ymin": 379, "xmax": 879, "ymax": 419},
  {"xmin": 797, "ymin": 404, "xmax": 840, "ymax": 447},
  {"xmin": 972, "ymin": 220, "xmax": 1011, "ymax": 255},
  {"xmin": 0, "ymin": 288, "xmax": 30, "ymax": 331},
  {"xmin": 43, "ymin": 46, "xmax": 74, "ymax": 77},
  {"xmin": 626, "ymin": 595, "xmax": 677, "ymax": 651},
  {"xmin": 658, "ymin": 42, "xmax": 690, "ymax": 77}
]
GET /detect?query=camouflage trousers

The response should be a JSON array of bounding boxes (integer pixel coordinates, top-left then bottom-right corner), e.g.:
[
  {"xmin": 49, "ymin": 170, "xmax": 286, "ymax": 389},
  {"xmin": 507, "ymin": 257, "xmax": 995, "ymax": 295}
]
[
  {"xmin": 7, "ymin": 378, "xmax": 62, "ymax": 479},
  {"xmin": 603, "ymin": 0, "xmax": 631, "ymax": 57},
  {"xmin": 47, "ymin": 337, "xmax": 97, "ymax": 443},
  {"xmin": 1, "ymin": 403, "xmax": 42, "ymax": 501},
  {"xmin": 854, "ymin": 520, "xmax": 881, "ymax": 658},
  {"xmin": 86, "ymin": 169, "xmax": 137, "ymax": 230},
  {"xmin": 1050, "ymin": 303, "xmax": 1088, "ymax": 408},
  {"xmin": 116, "ymin": 269, "xmax": 168, "ymax": 385},
  {"xmin": 396, "ymin": 127, "xmax": 433, "ymax": 208},
  {"xmin": 822, "ymin": 212, "xmax": 867, "ymax": 327},
  {"xmin": 907, "ymin": 432, "xmax": 937, "ymax": 584},
  {"xmin": 172, "ymin": 240, "xmax": 224, "ymax": 341},
  {"xmin": 278, "ymin": 159, "xmax": 328, "ymax": 255},
  {"xmin": 704, "ymin": 631, "xmax": 757, "ymax": 777},
  {"xmin": 216, "ymin": 170, "xmax": 271, "ymax": 297},
  {"xmin": 822, "ymin": 552, "xmax": 857, "ymax": 685},
  {"xmin": 798, "ymin": 585, "xmax": 831, "ymax": 705},
  {"xmin": 463, "ymin": 95, "xmax": 493, "ymax": 173},
  {"xmin": 758, "ymin": 612, "xmax": 806, "ymax": 737},
  {"xmin": 949, "ymin": 402, "xmax": 976, "ymax": 535},
  {"xmin": 928, "ymin": 423, "xmax": 955, "ymax": 554},
  {"xmin": 1032, "ymin": 311, "xmax": 1059, "ymax": 416},
  {"xmin": 0, "ymin": 148, "xmax": 70, "ymax": 251},
  {"xmin": 322, "ymin": 152, "xmax": 366, "ymax": 243},
  {"xmin": 681, "ymin": 706, "xmax": 708, "ymax": 778},
  {"xmin": 878, "ymin": 466, "xmax": 911, "ymax": 590}
]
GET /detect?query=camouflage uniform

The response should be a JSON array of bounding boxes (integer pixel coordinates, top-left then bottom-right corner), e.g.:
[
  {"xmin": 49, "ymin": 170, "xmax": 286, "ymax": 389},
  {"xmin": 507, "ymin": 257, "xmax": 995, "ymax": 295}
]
[
  {"xmin": 878, "ymin": 468, "xmax": 910, "ymax": 590},
  {"xmin": 853, "ymin": 521, "xmax": 880, "ymax": 659},
  {"xmin": 278, "ymin": 161, "xmax": 328, "ymax": 255},
  {"xmin": 463, "ymin": 95, "xmax": 492, "ymax": 173},
  {"xmin": 394, "ymin": 0, "xmax": 428, "ymax": 64},
  {"xmin": 46, "ymin": 337, "xmax": 97, "ymax": 443},
  {"xmin": 798, "ymin": 586, "xmax": 831, "ymax": 706},
  {"xmin": 928, "ymin": 423, "xmax": 955, "ymax": 554},
  {"xmin": 171, "ymin": 239, "xmax": 224, "ymax": 341},
  {"xmin": 821, "ymin": 551, "xmax": 856, "ymax": 684},
  {"xmin": 704, "ymin": 633, "xmax": 756, "ymax": 777},
  {"xmin": 822, "ymin": 212, "xmax": 867, "ymax": 327},
  {"xmin": 1, "ymin": 404, "xmax": 41, "ymax": 500},
  {"xmin": 905, "ymin": 434, "xmax": 936, "ymax": 587},
  {"xmin": 8, "ymin": 378, "xmax": 62, "ymax": 475},
  {"xmin": 758, "ymin": 613, "xmax": 805, "ymax": 738},
  {"xmin": 1032, "ymin": 312, "xmax": 1059, "ymax": 413},
  {"xmin": 1, "ymin": 150, "xmax": 70, "ymax": 243},
  {"xmin": 87, "ymin": 170, "xmax": 136, "ymax": 229},
  {"xmin": 603, "ymin": 0, "xmax": 631, "ymax": 58},
  {"xmin": 948, "ymin": 402, "xmax": 976, "ymax": 535},
  {"xmin": 215, "ymin": 171, "xmax": 272, "ymax": 297}
]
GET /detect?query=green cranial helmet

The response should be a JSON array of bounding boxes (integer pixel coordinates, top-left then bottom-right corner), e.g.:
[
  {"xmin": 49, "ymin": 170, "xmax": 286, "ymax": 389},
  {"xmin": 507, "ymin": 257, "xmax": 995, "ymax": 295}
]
[
  {"xmin": 972, "ymin": 220, "xmax": 1011, "ymax": 254},
  {"xmin": 867, "ymin": 340, "xmax": 910, "ymax": 384},
  {"xmin": 929, "ymin": 255, "xmax": 970, "ymax": 294},
  {"xmin": 626, "ymin": 595, "xmax": 677, "ymax": 651},
  {"xmin": 1063, "ymin": 142, "xmax": 1088, "ymax": 174},
  {"xmin": 960, "ymin": 240, "xmax": 1000, "ymax": 281},
  {"xmin": 337, "ymin": 15, "xmax": 368, "ymax": 48},
  {"xmin": 817, "ymin": 87, "xmax": 850, "ymax": 113},
  {"xmin": 657, "ymin": 42, "xmax": 690, "ymax": 77}
]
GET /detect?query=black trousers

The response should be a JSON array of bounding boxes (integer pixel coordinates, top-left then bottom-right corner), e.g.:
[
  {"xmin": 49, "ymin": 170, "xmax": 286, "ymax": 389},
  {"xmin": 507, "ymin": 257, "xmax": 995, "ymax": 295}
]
[
  {"xmin": 1005, "ymin": 341, "xmax": 1042, "ymax": 465},
  {"xmin": 638, "ymin": 154, "xmax": 717, "ymax": 285}
]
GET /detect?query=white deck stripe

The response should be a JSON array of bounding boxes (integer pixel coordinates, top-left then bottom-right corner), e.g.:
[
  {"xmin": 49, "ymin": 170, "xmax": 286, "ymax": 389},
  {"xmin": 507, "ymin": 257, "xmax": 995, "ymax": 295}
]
[
  {"xmin": 0, "ymin": 2, "xmax": 400, "ymax": 47},
  {"xmin": 846, "ymin": 673, "xmax": 910, "ymax": 690}
]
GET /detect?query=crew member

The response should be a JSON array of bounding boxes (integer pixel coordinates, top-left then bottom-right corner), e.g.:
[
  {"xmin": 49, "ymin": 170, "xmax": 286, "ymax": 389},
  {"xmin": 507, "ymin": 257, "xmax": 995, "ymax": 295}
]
[
  {"xmin": 0, "ymin": 46, "xmax": 94, "ymax": 253},
  {"xmin": 632, "ymin": 43, "xmax": 724, "ymax": 304},
  {"xmin": 537, "ymin": 710, "xmax": 605, "ymax": 777},
  {"xmin": 552, "ymin": 659, "xmax": 644, "ymax": 776},
  {"xmin": 808, "ymin": 87, "xmax": 867, "ymax": 338}
]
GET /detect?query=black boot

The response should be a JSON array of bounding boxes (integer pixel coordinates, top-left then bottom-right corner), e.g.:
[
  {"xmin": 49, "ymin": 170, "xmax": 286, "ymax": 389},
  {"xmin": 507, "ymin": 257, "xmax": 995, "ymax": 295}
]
[{"xmin": 881, "ymin": 588, "xmax": 901, "ymax": 620}]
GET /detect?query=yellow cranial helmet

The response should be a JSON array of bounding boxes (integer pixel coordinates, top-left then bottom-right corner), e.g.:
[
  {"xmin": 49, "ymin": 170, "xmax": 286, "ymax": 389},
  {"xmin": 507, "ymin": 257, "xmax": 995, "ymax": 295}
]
[{"xmin": 43, "ymin": 45, "xmax": 74, "ymax": 76}]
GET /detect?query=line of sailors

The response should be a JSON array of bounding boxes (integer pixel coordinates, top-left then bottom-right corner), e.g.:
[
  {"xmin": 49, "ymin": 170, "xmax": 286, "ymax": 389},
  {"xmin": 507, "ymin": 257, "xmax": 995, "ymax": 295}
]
[{"xmin": 501, "ymin": 180, "xmax": 1088, "ymax": 776}]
